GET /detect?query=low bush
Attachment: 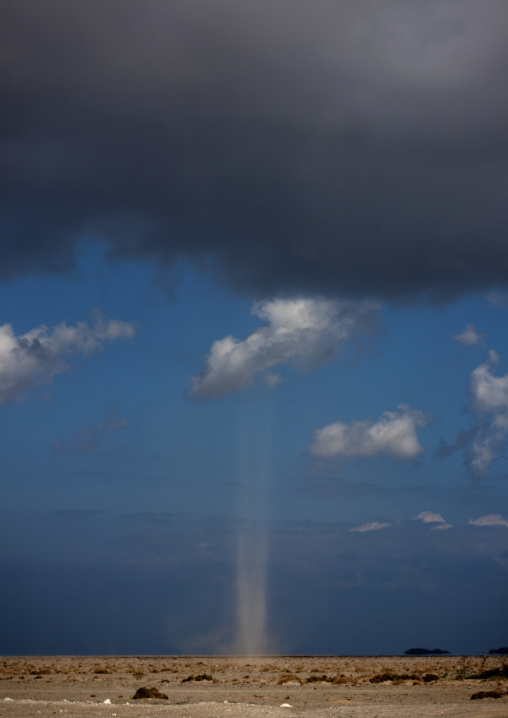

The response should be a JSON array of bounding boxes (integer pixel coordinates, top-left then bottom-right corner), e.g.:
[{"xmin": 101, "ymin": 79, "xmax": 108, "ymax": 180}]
[
  {"xmin": 132, "ymin": 686, "xmax": 168, "ymax": 700},
  {"xmin": 306, "ymin": 675, "xmax": 332, "ymax": 683},
  {"xmin": 182, "ymin": 673, "xmax": 213, "ymax": 683},
  {"xmin": 370, "ymin": 673, "xmax": 394, "ymax": 683},
  {"xmin": 422, "ymin": 673, "xmax": 439, "ymax": 682},
  {"xmin": 470, "ymin": 690, "xmax": 503, "ymax": 700}
]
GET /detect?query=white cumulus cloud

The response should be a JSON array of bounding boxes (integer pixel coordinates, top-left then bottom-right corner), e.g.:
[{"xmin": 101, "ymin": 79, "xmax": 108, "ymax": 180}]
[
  {"xmin": 469, "ymin": 514, "xmax": 508, "ymax": 528},
  {"xmin": 469, "ymin": 351, "xmax": 508, "ymax": 414},
  {"xmin": 0, "ymin": 314, "xmax": 134, "ymax": 406},
  {"xmin": 452, "ymin": 324, "xmax": 484, "ymax": 346},
  {"xmin": 350, "ymin": 522, "xmax": 392, "ymax": 533},
  {"xmin": 438, "ymin": 350, "xmax": 508, "ymax": 476},
  {"xmin": 413, "ymin": 511, "xmax": 452, "ymax": 530},
  {"xmin": 189, "ymin": 298, "xmax": 379, "ymax": 399},
  {"xmin": 310, "ymin": 405, "xmax": 428, "ymax": 461},
  {"xmin": 467, "ymin": 351, "xmax": 508, "ymax": 475}
]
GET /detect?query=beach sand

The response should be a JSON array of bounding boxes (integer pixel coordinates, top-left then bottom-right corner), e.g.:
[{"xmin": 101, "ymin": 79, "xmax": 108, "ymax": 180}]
[{"xmin": 1, "ymin": 655, "xmax": 507, "ymax": 717}]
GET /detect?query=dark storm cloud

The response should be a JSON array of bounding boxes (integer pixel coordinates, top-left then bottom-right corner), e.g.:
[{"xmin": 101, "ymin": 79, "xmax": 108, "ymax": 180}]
[{"xmin": 2, "ymin": 0, "xmax": 508, "ymax": 301}]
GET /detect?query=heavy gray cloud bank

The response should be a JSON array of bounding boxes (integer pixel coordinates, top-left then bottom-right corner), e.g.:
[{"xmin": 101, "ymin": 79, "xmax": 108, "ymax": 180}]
[
  {"xmin": 1, "ymin": 1, "xmax": 508, "ymax": 301},
  {"xmin": 190, "ymin": 298, "xmax": 378, "ymax": 399},
  {"xmin": 0, "ymin": 315, "xmax": 134, "ymax": 405}
]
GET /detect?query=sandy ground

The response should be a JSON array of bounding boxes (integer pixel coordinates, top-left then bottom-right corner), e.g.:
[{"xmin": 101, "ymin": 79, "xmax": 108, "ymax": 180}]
[{"xmin": 1, "ymin": 655, "xmax": 507, "ymax": 718}]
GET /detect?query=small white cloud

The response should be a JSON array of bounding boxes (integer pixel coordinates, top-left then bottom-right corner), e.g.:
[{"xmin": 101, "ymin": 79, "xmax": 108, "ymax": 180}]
[
  {"xmin": 53, "ymin": 408, "xmax": 129, "ymax": 454},
  {"xmin": 469, "ymin": 514, "xmax": 508, "ymax": 528},
  {"xmin": 413, "ymin": 511, "xmax": 451, "ymax": 530},
  {"xmin": 467, "ymin": 351, "xmax": 508, "ymax": 475},
  {"xmin": 430, "ymin": 523, "xmax": 452, "ymax": 531},
  {"xmin": 452, "ymin": 324, "xmax": 484, "ymax": 346},
  {"xmin": 486, "ymin": 292, "xmax": 508, "ymax": 309},
  {"xmin": 0, "ymin": 314, "xmax": 134, "ymax": 406},
  {"xmin": 189, "ymin": 298, "xmax": 379, "ymax": 399},
  {"xmin": 264, "ymin": 372, "xmax": 282, "ymax": 388},
  {"xmin": 414, "ymin": 511, "xmax": 445, "ymax": 524},
  {"xmin": 310, "ymin": 404, "xmax": 429, "ymax": 461},
  {"xmin": 351, "ymin": 521, "xmax": 391, "ymax": 533},
  {"xmin": 469, "ymin": 350, "xmax": 508, "ymax": 414},
  {"xmin": 468, "ymin": 432, "xmax": 502, "ymax": 476},
  {"xmin": 441, "ymin": 350, "xmax": 508, "ymax": 476}
]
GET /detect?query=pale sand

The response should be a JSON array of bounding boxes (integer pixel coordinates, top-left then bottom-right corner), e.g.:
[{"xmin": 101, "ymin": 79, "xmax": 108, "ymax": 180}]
[{"xmin": 1, "ymin": 655, "xmax": 507, "ymax": 717}]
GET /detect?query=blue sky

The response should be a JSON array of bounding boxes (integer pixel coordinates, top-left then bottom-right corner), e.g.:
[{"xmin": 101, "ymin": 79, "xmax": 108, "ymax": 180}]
[
  {"xmin": 2, "ymin": 246, "xmax": 508, "ymax": 655},
  {"xmin": 1, "ymin": 1, "xmax": 508, "ymax": 655}
]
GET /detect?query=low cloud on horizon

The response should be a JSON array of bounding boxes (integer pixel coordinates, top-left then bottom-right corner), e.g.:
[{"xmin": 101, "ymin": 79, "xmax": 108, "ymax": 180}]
[
  {"xmin": 469, "ymin": 514, "xmax": 508, "ymax": 528},
  {"xmin": 351, "ymin": 521, "xmax": 392, "ymax": 533},
  {"xmin": 413, "ymin": 511, "xmax": 452, "ymax": 530}
]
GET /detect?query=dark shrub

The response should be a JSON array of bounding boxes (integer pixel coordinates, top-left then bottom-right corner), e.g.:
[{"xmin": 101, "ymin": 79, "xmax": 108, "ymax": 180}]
[
  {"xmin": 306, "ymin": 675, "xmax": 332, "ymax": 683},
  {"xmin": 423, "ymin": 674, "xmax": 439, "ymax": 682},
  {"xmin": 182, "ymin": 673, "xmax": 213, "ymax": 683},
  {"xmin": 471, "ymin": 690, "xmax": 502, "ymax": 700},
  {"xmin": 132, "ymin": 686, "xmax": 168, "ymax": 700},
  {"xmin": 370, "ymin": 673, "xmax": 394, "ymax": 683}
]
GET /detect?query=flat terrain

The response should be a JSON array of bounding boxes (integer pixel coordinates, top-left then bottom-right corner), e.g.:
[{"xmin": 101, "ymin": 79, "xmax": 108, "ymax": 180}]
[{"xmin": 1, "ymin": 655, "xmax": 507, "ymax": 717}]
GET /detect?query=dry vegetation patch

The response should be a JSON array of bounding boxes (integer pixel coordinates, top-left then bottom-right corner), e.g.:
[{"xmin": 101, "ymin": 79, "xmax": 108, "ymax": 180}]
[
  {"xmin": 306, "ymin": 674, "xmax": 333, "ymax": 683},
  {"xmin": 470, "ymin": 690, "xmax": 505, "ymax": 700},
  {"xmin": 276, "ymin": 673, "xmax": 301, "ymax": 685},
  {"xmin": 182, "ymin": 673, "xmax": 214, "ymax": 683},
  {"xmin": 132, "ymin": 686, "xmax": 169, "ymax": 700}
]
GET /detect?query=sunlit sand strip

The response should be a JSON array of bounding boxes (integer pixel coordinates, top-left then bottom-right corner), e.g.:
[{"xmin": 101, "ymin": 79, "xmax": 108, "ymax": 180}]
[{"xmin": 2, "ymin": 696, "xmax": 508, "ymax": 718}]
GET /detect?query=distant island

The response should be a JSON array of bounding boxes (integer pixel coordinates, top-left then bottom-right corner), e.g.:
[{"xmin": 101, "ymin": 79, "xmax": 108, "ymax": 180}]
[
  {"xmin": 404, "ymin": 648, "xmax": 450, "ymax": 655},
  {"xmin": 489, "ymin": 647, "xmax": 508, "ymax": 655}
]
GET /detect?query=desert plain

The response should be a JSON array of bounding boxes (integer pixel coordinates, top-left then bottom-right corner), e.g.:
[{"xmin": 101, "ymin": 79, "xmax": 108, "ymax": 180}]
[{"xmin": 1, "ymin": 654, "xmax": 507, "ymax": 718}]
